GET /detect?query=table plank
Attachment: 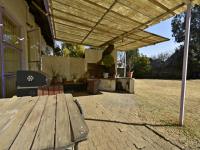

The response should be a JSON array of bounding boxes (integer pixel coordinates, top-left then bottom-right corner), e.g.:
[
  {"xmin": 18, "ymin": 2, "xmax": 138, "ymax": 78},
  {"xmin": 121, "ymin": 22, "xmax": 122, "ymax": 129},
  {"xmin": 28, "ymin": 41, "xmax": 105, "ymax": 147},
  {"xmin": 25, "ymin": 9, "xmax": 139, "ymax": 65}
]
[
  {"xmin": 55, "ymin": 94, "xmax": 72, "ymax": 149},
  {"xmin": 0, "ymin": 96, "xmax": 38, "ymax": 150},
  {"xmin": 65, "ymin": 94, "xmax": 89, "ymax": 142},
  {"xmin": 0, "ymin": 97, "xmax": 24, "ymax": 129},
  {"xmin": 31, "ymin": 95, "xmax": 56, "ymax": 150},
  {"xmin": 0, "ymin": 97, "xmax": 22, "ymax": 113},
  {"xmin": 10, "ymin": 96, "xmax": 48, "ymax": 150}
]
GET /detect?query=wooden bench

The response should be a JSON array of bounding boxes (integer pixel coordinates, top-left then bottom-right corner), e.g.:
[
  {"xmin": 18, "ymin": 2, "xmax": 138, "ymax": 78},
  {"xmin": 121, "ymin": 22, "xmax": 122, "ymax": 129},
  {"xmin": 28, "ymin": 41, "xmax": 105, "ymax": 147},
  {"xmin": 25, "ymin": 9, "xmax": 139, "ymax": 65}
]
[{"xmin": 0, "ymin": 94, "xmax": 89, "ymax": 150}]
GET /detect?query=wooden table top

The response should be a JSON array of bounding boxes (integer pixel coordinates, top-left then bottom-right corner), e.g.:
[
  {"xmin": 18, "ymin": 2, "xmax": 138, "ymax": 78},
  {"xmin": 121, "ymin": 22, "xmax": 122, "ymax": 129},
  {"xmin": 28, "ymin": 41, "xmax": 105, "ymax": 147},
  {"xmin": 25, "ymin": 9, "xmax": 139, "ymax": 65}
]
[{"xmin": 0, "ymin": 94, "xmax": 89, "ymax": 150}]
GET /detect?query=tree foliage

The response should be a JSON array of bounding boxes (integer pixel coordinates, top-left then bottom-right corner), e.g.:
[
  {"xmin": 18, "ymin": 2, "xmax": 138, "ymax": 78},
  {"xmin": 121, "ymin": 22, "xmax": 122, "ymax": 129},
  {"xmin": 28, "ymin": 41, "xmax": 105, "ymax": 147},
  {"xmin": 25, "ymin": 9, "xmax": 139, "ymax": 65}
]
[
  {"xmin": 53, "ymin": 45, "xmax": 63, "ymax": 56},
  {"xmin": 171, "ymin": 5, "xmax": 200, "ymax": 78},
  {"xmin": 51, "ymin": 42, "xmax": 86, "ymax": 58},
  {"xmin": 61, "ymin": 43, "xmax": 85, "ymax": 58},
  {"xmin": 102, "ymin": 54, "xmax": 114, "ymax": 68},
  {"xmin": 126, "ymin": 50, "xmax": 151, "ymax": 78}
]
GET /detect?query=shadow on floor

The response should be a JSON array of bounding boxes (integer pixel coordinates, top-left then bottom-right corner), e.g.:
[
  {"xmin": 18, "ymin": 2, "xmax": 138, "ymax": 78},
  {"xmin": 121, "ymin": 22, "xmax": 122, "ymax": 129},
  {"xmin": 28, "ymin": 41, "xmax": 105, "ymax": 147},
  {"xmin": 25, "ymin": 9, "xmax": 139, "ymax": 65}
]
[
  {"xmin": 84, "ymin": 118, "xmax": 183, "ymax": 149},
  {"xmin": 65, "ymin": 91, "xmax": 103, "ymax": 97},
  {"xmin": 84, "ymin": 118, "xmax": 180, "ymax": 127}
]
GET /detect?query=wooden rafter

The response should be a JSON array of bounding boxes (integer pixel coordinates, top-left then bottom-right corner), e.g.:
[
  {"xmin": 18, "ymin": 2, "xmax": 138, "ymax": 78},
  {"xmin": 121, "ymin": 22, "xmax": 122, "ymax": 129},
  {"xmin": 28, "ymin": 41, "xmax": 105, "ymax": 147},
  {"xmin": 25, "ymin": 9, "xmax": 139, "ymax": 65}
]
[
  {"xmin": 48, "ymin": 0, "xmax": 57, "ymax": 38},
  {"xmin": 100, "ymin": 2, "xmax": 185, "ymax": 47},
  {"xmin": 55, "ymin": 37, "xmax": 100, "ymax": 47},
  {"xmin": 81, "ymin": 0, "xmax": 117, "ymax": 43},
  {"xmin": 52, "ymin": 7, "xmax": 98, "ymax": 24},
  {"xmin": 116, "ymin": 1, "xmax": 153, "ymax": 19},
  {"xmin": 51, "ymin": 14, "xmax": 122, "ymax": 36},
  {"xmin": 44, "ymin": 0, "xmax": 55, "ymax": 39},
  {"xmin": 52, "ymin": 6, "xmax": 138, "ymax": 33},
  {"xmin": 82, "ymin": 0, "xmax": 144, "ymax": 25},
  {"xmin": 148, "ymin": 0, "xmax": 176, "ymax": 15}
]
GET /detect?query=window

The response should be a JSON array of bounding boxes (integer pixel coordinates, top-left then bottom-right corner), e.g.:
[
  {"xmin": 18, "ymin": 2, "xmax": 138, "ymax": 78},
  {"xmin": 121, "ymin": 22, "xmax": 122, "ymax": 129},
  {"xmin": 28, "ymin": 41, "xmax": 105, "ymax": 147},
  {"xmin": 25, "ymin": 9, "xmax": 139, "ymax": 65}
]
[{"xmin": 3, "ymin": 16, "xmax": 20, "ymax": 48}]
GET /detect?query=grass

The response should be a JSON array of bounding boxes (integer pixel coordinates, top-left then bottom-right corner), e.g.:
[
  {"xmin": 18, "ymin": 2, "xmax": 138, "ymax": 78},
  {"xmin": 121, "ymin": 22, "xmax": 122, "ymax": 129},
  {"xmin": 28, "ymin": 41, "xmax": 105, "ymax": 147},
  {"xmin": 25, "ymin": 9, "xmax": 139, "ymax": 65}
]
[{"xmin": 133, "ymin": 79, "xmax": 200, "ymax": 149}]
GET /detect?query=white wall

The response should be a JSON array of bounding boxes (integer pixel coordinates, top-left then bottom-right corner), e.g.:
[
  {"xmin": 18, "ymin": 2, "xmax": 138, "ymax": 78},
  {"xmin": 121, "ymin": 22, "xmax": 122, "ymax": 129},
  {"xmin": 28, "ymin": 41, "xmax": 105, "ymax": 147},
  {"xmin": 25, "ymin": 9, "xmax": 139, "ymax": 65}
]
[
  {"xmin": 85, "ymin": 48, "xmax": 117, "ymax": 73},
  {"xmin": 42, "ymin": 56, "xmax": 86, "ymax": 81},
  {"xmin": 85, "ymin": 49, "xmax": 117, "ymax": 64},
  {"xmin": 85, "ymin": 49, "xmax": 103, "ymax": 63}
]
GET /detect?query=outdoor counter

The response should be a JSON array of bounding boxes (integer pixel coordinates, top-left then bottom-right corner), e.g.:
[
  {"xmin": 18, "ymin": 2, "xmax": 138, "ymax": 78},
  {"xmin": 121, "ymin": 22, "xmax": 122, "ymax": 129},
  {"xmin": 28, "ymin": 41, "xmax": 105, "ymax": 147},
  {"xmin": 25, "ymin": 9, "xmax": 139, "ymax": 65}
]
[{"xmin": 98, "ymin": 78, "xmax": 135, "ymax": 93}]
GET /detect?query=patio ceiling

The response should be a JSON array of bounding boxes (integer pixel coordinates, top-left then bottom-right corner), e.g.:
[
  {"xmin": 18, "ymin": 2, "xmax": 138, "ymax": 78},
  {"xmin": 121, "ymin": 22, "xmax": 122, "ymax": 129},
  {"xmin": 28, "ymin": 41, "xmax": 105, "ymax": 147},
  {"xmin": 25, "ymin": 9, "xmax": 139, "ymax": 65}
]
[{"xmin": 46, "ymin": 0, "xmax": 200, "ymax": 51}]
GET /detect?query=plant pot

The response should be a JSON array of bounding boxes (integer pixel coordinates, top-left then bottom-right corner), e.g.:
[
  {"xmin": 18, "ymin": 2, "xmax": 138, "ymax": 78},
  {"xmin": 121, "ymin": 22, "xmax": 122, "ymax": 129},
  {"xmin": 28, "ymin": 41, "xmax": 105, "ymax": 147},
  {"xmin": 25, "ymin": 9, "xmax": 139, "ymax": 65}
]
[
  {"xmin": 62, "ymin": 79, "xmax": 67, "ymax": 84},
  {"xmin": 103, "ymin": 73, "xmax": 109, "ymax": 78},
  {"xmin": 128, "ymin": 72, "xmax": 133, "ymax": 78}
]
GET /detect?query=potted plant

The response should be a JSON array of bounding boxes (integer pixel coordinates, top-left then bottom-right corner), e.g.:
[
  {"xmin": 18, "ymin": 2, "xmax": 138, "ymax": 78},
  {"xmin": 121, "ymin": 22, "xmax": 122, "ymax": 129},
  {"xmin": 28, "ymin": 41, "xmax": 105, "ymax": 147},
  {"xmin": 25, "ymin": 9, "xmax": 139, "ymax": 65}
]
[
  {"xmin": 128, "ymin": 71, "xmax": 134, "ymax": 78},
  {"xmin": 72, "ymin": 74, "xmax": 78, "ymax": 83},
  {"xmin": 50, "ymin": 66, "xmax": 58, "ymax": 85}
]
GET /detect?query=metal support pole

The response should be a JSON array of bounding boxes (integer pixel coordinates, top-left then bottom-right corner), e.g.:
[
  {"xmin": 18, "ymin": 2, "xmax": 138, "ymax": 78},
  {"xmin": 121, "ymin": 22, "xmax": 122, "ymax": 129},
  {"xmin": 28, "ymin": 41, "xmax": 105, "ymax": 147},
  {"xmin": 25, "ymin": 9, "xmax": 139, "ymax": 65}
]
[
  {"xmin": 124, "ymin": 52, "xmax": 126, "ymax": 77},
  {"xmin": 179, "ymin": 2, "xmax": 192, "ymax": 126},
  {"xmin": 0, "ymin": 7, "xmax": 5, "ymax": 98}
]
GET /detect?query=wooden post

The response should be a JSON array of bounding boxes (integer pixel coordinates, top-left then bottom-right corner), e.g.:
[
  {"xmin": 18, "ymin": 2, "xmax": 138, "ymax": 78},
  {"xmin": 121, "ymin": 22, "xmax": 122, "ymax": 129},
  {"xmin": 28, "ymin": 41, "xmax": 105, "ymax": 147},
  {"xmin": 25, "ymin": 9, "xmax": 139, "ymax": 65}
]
[{"xmin": 179, "ymin": 2, "xmax": 192, "ymax": 126}]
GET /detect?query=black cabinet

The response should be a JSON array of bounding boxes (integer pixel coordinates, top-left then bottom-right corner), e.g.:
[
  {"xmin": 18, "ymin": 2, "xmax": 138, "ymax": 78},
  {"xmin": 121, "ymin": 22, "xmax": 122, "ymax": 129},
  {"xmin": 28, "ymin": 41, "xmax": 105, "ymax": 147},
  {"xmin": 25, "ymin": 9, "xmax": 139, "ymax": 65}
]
[{"xmin": 63, "ymin": 83, "xmax": 86, "ymax": 93}]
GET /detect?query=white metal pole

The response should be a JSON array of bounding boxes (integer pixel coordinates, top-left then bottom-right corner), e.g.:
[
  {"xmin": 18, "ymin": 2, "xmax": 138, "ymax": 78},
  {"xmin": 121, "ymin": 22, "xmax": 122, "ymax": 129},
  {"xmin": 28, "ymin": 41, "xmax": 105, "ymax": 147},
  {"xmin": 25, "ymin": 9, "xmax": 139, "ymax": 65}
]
[
  {"xmin": 179, "ymin": 2, "xmax": 192, "ymax": 126},
  {"xmin": 124, "ymin": 52, "xmax": 126, "ymax": 77}
]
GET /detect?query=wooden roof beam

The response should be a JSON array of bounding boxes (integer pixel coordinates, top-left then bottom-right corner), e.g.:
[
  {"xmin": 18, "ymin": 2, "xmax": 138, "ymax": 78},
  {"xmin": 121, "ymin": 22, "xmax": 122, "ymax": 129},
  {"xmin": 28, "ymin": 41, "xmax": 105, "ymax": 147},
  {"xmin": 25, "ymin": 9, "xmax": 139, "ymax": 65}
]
[
  {"xmin": 48, "ymin": 0, "xmax": 57, "ymax": 38},
  {"xmin": 44, "ymin": 0, "xmax": 55, "ymax": 39}
]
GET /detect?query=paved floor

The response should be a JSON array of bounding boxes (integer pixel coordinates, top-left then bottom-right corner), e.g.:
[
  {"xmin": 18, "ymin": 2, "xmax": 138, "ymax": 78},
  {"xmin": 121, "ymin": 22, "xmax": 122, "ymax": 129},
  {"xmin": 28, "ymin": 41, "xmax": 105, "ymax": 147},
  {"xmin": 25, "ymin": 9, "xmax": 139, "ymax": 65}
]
[{"xmin": 75, "ymin": 92, "xmax": 181, "ymax": 150}]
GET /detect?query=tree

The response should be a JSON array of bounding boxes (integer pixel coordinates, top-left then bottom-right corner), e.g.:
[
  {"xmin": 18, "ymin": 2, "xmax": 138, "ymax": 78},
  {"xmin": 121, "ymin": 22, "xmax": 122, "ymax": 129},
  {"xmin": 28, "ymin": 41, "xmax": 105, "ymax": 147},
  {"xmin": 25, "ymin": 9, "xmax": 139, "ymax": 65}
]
[
  {"xmin": 53, "ymin": 45, "xmax": 63, "ymax": 56},
  {"xmin": 133, "ymin": 54, "xmax": 151, "ymax": 78},
  {"xmin": 126, "ymin": 50, "xmax": 151, "ymax": 78},
  {"xmin": 61, "ymin": 42, "xmax": 85, "ymax": 58},
  {"xmin": 126, "ymin": 49, "xmax": 139, "ymax": 72},
  {"xmin": 171, "ymin": 5, "xmax": 200, "ymax": 78},
  {"xmin": 152, "ymin": 52, "xmax": 171, "ymax": 63}
]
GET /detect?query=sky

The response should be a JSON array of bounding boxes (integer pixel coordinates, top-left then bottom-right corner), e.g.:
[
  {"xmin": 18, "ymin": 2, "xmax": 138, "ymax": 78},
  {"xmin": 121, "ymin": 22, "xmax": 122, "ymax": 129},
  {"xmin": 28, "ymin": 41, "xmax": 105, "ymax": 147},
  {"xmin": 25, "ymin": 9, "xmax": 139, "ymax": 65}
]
[{"xmin": 139, "ymin": 17, "xmax": 182, "ymax": 58}]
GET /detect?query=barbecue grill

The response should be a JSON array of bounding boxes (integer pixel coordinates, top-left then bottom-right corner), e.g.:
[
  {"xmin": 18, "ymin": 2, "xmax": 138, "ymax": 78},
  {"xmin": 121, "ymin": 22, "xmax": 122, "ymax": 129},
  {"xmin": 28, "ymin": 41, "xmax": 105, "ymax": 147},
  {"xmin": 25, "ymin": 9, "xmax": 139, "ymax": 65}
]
[{"xmin": 16, "ymin": 70, "xmax": 48, "ymax": 96}]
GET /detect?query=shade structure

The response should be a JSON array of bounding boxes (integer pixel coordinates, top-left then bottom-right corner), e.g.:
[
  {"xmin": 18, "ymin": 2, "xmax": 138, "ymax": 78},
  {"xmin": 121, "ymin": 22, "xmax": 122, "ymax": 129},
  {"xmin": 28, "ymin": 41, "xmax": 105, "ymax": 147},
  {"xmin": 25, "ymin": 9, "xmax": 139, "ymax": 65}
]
[{"xmin": 46, "ymin": 0, "xmax": 200, "ymax": 50}]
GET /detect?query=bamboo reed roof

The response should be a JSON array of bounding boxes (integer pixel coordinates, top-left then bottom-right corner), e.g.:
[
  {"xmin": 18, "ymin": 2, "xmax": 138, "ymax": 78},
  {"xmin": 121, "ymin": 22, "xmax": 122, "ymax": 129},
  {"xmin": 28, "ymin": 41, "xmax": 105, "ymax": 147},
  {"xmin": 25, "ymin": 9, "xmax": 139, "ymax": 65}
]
[{"xmin": 47, "ymin": 0, "xmax": 200, "ymax": 51}]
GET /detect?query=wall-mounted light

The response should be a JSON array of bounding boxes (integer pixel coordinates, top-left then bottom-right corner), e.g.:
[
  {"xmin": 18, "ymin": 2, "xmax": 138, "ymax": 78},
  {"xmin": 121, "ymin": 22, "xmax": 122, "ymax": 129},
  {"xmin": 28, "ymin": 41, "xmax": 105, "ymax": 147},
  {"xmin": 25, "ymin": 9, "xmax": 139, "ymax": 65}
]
[{"xmin": 0, "ymin": 23, "xmax": 3, "ymax": 27}]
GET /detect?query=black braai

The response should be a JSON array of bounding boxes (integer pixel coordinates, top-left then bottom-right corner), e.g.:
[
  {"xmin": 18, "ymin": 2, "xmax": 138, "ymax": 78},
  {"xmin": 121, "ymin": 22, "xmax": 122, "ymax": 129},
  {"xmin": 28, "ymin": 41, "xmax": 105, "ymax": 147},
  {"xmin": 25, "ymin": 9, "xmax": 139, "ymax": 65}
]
[{"xmin": 16, "ymin": 70, "xmax": 47, "ymax": 96}]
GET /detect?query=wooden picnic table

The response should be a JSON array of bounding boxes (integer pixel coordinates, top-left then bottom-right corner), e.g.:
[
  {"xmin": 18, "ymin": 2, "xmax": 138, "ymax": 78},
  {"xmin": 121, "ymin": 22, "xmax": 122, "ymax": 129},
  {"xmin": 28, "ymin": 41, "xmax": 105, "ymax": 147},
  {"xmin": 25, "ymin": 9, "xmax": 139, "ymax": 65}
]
[{"xmin": 0, "ymin": 94, "xmax": 89, "ymax": 150}]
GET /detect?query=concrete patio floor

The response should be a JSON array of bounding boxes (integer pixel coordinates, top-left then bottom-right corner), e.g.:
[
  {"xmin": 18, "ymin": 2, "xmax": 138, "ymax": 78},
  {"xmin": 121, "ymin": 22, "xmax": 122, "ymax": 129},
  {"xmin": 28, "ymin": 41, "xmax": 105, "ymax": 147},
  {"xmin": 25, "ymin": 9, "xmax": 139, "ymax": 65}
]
[{"xmin": 75, "ymin": 92, "xmax": 181, "ymax": 150}]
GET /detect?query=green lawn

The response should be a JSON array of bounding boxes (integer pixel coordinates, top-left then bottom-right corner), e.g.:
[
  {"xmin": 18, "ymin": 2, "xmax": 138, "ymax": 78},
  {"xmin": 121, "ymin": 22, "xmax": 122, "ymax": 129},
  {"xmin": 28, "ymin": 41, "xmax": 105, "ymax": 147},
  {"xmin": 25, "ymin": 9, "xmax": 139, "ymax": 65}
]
[{"xmin": 134, "ymin": 79, "xmax": 200, "ymax": 149}]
